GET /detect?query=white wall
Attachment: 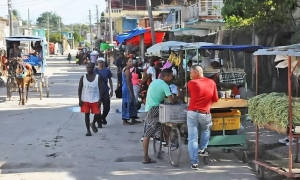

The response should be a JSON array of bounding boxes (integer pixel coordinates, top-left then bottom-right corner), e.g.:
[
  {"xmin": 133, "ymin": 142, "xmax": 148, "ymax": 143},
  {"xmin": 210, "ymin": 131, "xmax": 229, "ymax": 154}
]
[
  {"xmin": 173, "ymin": 29, "xmax": 210, "ymax": 36},
  {"xmin": 0, "ymin": 20, "xmax": 8, "ymax": 47}
]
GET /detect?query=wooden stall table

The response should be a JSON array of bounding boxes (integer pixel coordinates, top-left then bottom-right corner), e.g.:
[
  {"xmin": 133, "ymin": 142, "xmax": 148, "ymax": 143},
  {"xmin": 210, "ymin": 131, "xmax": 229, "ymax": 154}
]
[{"xmin": 211, "ymin": 98, "xmax": 248, "ymax": 109}]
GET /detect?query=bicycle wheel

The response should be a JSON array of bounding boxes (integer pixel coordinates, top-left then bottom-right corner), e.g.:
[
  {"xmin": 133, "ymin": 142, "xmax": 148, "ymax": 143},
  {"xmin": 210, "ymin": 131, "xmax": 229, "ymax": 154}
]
[
  {"xmin": 168, "ymin": 126, "xmax": 182, "ymax": 167},
  {"xmin": 153, "ymin": 126, "xmax": 163, "ymax": 159}
]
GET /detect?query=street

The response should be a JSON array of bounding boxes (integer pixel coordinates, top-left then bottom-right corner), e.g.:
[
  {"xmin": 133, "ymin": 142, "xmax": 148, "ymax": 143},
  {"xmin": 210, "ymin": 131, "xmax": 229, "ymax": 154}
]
[{"xmin": 0, "ymin": 56, "xmax": 258, "ymax": 180}]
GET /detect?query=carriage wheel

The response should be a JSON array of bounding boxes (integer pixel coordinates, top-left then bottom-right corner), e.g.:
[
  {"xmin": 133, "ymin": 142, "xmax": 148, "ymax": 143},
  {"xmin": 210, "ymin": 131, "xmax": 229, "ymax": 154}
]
[
  {"xmin": 46, "ymin": 86, "xmax": 49, "ymax": 98},
  {"xmin": 45, "ymin": 76, "xmax": 49, "ymax": 98},
  {"xmin": 39, "ymin": 81, "xmax": 43, "ymax": 100}
]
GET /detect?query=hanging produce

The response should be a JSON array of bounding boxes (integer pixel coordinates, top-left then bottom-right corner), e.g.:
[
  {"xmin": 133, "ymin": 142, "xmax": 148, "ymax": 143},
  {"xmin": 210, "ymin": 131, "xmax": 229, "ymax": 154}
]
[
  {"xmin": 168, "ymin": 52, "xmax": 181, "ymax": 66},
  {"xmin": 248, "ymin": 92, "xmax": 300, "ymax": 129}
]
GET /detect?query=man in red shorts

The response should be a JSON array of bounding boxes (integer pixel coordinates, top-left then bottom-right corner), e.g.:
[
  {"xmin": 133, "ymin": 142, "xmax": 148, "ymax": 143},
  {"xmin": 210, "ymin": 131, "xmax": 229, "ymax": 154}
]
[{"xmin": 78, "ymin": 62, "xmax": 103, "ymax": 136}]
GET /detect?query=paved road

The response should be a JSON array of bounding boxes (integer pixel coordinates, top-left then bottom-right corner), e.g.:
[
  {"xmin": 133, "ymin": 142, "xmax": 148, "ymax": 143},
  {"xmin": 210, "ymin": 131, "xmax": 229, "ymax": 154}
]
[{"xmin": 0, "ymin": 56, "xmax": 258, "ymax": 180}]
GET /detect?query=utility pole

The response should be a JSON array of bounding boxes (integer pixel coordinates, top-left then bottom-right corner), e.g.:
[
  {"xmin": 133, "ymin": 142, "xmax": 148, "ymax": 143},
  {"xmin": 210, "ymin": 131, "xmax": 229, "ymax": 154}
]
[
  {"xmin": 8, "ymin": 0, "xmax": 13, "ymax": 36},
  {"xmin": 89, "ymin": 9, "xmax": 92, "ymax": 48},
  {"xmin": 72, "ymin": 24, "xmax": 74, "ymax": 49},
  {"xmin": 135, "ymin": 0, "xmax": 137, "ymax": 11},
  {"xmin": 47, "ymin": 13, "xmax": 50, "ymax": 57},
  {"xmin": 27, "ymin": 9, "xmax": 30, "ymax": 27},
  {"xmin": 107, "ymin": 0, "xmax": 113, "ymax": 44},
  {"xmin": 28, "ymin": 9, "xmax": 31, "ymax": 53},
  {"xmin": 96, "ymin": 5, "xmax": 100, "ymax": 39},
  {"xmin": 147, "ymin": 0, "xmax": 156, "ymax": 45},
  {"xmin": 58, "ymin": 18, "xmax": 62, "ymax": 42}
]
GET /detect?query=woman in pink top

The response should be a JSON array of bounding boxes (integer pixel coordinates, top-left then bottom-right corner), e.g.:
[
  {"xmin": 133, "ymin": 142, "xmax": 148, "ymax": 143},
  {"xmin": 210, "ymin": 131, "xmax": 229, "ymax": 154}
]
[{"xmin": 130, "ymin": 60, "xmax": 142, "ymax": 105}]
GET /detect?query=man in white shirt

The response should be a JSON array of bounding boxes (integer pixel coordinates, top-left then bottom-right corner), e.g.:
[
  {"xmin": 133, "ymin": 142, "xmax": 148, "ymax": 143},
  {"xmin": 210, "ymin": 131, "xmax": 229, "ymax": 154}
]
[
  {"xmin": 78, "ymin": 62, "xmax": 103, "ymax": 136},
  {"xmin": 146, "ymin": 59, "xmax": 157, "ymax": 80}
]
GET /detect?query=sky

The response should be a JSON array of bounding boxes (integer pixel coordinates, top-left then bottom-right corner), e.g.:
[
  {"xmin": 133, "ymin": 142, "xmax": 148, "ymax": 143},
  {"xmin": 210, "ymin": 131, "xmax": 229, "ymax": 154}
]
[{"xmin": 0, "ymin": 0, "xmax": 106, "ymax": 24}]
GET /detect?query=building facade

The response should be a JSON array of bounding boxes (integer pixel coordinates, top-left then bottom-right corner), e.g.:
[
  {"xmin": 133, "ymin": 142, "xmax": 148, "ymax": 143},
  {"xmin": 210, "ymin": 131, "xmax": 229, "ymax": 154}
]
[
  {"xmin": 156, "ymin": 0, "xmax": 225, "ymax": 37},
  {"xmin": 0, "ymin": 17, "xmax": 9, "ymax": 48}
]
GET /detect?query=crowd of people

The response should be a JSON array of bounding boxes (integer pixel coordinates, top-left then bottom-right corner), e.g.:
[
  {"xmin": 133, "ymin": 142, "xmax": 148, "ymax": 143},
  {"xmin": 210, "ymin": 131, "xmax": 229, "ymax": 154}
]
[{"xmin": 78, "ymin": 52, "xmax": 219, "ymax": 169}]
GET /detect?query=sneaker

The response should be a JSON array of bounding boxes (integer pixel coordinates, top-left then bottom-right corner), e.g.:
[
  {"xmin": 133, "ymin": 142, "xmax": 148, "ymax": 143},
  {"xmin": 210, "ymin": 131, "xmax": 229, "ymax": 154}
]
[
  {"xmin": 286, "ymin": 139, "xmax": 300, "ymax": 146},
  {"xmin": 123, "ymin": 120, "xmax": 131, "ymax": 125},
  {"xmin": 279, "ymin": 136, "xmax": 291, "ymax": 144},
  {"xmin": 102, "ymin": 119, "xmax": 107, "ymax": 125},
  {"xmin": 191, "ymin": 164, "xmax": 199, "ymax": 170},
  {"xmin": 198, "ymin": 149, "xmax": 210, "ymax": 156}
]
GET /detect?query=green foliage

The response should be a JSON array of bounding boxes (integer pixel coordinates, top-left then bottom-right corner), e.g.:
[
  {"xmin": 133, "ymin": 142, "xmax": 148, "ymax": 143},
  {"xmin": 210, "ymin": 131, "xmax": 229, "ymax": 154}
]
[
  {"xmin": 36, "ymin": 12, "xmax": 62, "ymax": 28},
  {"xmin": 85, "ymin": 42, "xmax": 91, "ymax": 48},
  {"xmin": 69, "ymin": 24, "xmax": 89, "ymax": 36},
  {"xmin": 12, "ymin": 9, "xmax": 20, "ymax": 20},
  {"xmin": 100, "ymin": 12, "xmax": 105, "ymax": 23},
  {"xmin": 49, "ymin": 32, "xmax": 63, "ymax": 43},
  {"xmin": 73, "ymin": 32, "xmax": 84, "ymax": 43},
  {"xmin": 248, "ymin": 92, "xmax": 300, "ymax": 128},
  {"xmin": 221, "ymin": 0, "xmax": 299, "ymax": 34}
]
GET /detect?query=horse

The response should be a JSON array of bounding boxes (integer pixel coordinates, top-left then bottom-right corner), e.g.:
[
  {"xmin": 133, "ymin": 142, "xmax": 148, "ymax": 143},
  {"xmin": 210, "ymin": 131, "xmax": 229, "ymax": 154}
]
[{"xmin": 11, "ymin": 58, "xmax": 34, "ymax": 105}]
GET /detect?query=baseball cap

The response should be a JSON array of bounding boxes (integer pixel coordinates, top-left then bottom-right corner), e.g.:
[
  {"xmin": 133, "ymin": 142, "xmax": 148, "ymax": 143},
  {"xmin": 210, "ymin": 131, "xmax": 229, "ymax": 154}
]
[{"xmin": 97, "ymin": 57, "xmax": 105, "ymax": 62}]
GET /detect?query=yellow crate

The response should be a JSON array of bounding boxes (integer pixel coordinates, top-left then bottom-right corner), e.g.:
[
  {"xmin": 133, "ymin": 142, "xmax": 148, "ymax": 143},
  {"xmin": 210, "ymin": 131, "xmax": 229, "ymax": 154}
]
[{"xmin": 211, "ymin": 110, "xmax": 241, "ymax": 131}]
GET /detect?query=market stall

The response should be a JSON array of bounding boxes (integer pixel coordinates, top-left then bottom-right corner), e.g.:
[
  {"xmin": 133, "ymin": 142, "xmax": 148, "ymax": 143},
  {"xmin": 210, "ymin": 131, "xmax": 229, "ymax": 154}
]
[
  {"xmin": 154, "ymin": 44, "xmax": 264, "ymax": 167},
  {"xmin": 192, "ymin": 45, "xmax": 263, "ymax": 164},
  {"xmin": 251, "ymin": 47, "xmax": 300, "ymax": 179}
]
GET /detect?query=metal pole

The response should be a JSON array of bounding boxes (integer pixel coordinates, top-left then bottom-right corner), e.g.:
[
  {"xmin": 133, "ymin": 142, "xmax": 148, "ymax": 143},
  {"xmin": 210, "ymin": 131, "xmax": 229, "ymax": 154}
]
[
  {"xmin": 96, "ymin": 5, "xmax": 100, "ymax": 39},
  {"xmin": 108, "ymin": 0, "xmax": 113, "ymax": 44},
  {"xmin": 72, "ymin": 24, "xmax": 74, "ymax": 49},
  {"xmin": 89, "ymin": 9, "xmax": 92, "ymax": 47},
  {"xmin": 27, "ymin": 9, "xmax": 30, "ymax": 28},
  {"xmin": 80, "ymin": 24, "xmax": 82, "ymax": 36},
  {"xmin": 135, "ymin": 0, "xmax": 137, "ymax": 11},
  {"xmin": 146, "ymin": 0, "xmax": 156, "ymax": 45},
  {"xmin": 28, "ymin": 9, "xmax": 31, "ymax": 53},
  {"xmin": 8, "ymin": 0, "xmax": 13, "ymax": 36},
  {"xmin": 47, "ymin": 13, "xmax": 50, "ymax": 57},
  {"xmin": 140, "ymin": 34, "xmax": 144, "ymax": 61},
  {"xmin": 59, "ymin": 18, "xmax": 61, "ymax": 42}
]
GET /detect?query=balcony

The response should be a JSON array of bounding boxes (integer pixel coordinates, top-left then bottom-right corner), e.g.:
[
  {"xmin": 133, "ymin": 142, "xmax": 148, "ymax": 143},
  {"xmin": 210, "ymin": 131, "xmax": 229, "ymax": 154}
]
[{"xmin": 186, "ymin": 0, "xmax": 224, "ymax": 21}]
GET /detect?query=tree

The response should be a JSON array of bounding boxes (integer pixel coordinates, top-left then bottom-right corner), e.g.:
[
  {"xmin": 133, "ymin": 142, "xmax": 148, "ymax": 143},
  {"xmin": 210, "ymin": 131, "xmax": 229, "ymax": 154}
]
[
  {"xmin": 222, "ymin": 0, "xmax": 300, "ymax": 93},
  {"xmin": 73, "ymin": 32, "xmax": 84, "ymax": 43},
  {"xmin": 12, "ymin": 9, "xmax": 21, "ymax": 20},
  {"xmin": 36, "ymin": 12, "xmax": 62, "ymax": 28},
  {"xmin": 49, "ymin": 32, "xmax": 63, "ymax": 43},
  {"xmin": 71, "ymin": 24, "xmax": 89, "ymax": 35},
  {"xmin": 221, "ymin": 0, "xmax": 299, "ymax": 39},
  {"xmin": 100, "ymin": 12, "xmax": 105, "ymax": 23}
]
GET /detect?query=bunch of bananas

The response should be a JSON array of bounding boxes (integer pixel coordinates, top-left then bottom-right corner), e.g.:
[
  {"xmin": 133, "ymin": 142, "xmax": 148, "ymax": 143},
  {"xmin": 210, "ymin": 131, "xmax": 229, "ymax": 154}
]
[{"xmin": 168, "ymin": 52, "xmax": 181, "ymax": 66}]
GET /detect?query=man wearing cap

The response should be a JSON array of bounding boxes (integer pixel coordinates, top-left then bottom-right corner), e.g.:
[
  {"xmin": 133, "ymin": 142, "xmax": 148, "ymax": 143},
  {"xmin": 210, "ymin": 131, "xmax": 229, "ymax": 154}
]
[
  {"xmin": 94, "ymin": 57, "xmax": 113, "ymax": 127},
  {"xmin": 90, "ymin": 51, "xmax": 99, "ymax": 66}
]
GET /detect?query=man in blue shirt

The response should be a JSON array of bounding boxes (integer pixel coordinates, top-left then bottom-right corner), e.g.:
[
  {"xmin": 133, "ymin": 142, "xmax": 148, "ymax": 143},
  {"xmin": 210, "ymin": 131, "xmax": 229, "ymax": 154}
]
[{"xmin": 94, "ymin": 57, "xmax": 113, "ymax": 127}]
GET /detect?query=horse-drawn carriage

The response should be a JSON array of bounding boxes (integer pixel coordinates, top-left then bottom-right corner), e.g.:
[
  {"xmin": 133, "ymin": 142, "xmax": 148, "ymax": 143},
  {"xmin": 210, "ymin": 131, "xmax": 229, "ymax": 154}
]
[{"xmin": 5, "ymin": 36, "xmax": 49, "ymax": 105}]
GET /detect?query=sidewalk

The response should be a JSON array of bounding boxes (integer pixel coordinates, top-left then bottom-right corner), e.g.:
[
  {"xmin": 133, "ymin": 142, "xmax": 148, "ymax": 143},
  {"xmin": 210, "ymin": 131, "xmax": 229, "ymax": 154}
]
[{"xmin": 244, "ymin": 121, "xmax": 298, "ymax": 178}]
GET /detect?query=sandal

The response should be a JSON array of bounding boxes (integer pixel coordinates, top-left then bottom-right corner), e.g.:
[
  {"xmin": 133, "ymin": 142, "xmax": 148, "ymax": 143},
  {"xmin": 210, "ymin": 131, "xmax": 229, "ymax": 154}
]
[
  {"xmin": 90, "ymin": 123, "xmax": 98, "ymax": 133},
  {"xmin": 142, "ymin": 158, "xmax": 156, "ymax": 164}
]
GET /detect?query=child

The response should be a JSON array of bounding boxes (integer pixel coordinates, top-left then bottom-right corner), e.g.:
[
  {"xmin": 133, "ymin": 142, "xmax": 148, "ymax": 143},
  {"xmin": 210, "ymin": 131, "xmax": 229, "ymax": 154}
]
[{"xmin": 78, "ymin": 62, "xmax": 103, "ymax": 136}]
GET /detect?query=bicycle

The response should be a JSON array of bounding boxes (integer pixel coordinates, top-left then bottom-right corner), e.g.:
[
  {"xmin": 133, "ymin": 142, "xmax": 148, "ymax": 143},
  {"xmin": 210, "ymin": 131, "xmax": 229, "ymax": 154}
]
[{"xmin": 153, "ymin": 123, "xmax": 182, "ymax": 167}]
